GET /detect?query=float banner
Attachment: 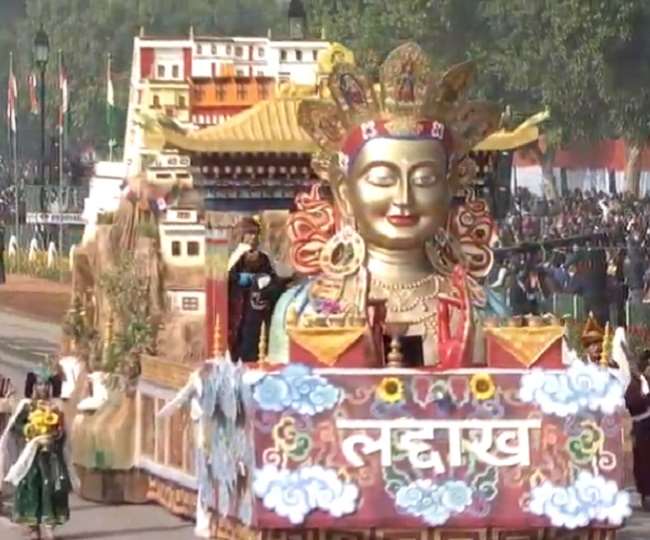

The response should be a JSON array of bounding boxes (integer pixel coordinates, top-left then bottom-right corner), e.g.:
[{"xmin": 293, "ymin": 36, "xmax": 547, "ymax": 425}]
[{"xmin": 232, "ymin": 364, "xmax": 629, "ymax": 531}]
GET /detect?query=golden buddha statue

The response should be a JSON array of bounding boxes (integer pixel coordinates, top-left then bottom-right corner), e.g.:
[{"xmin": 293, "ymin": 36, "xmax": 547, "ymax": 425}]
[{"xmin": 268, "ymin": 42, "xmax": 501, "ymax": 368}]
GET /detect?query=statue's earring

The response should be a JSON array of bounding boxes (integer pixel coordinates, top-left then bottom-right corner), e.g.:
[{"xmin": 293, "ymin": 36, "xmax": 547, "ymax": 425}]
[{"xmin": 319, "ymin": 225, "xmax": 366, "ymax": 278}]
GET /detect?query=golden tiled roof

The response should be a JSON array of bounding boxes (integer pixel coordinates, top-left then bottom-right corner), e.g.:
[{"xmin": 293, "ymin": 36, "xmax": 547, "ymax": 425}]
[
  {"xmin": 158, "ymin": 98, "xmax": 318, "ymax": 154},
  {"xmin": 149, "ymin": 99, "xmax": 546, "ymax": 154}
]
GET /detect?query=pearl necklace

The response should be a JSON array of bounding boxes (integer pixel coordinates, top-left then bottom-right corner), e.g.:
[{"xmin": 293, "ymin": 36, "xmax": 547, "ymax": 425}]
[{"xmin": 371, "ymin": 273, "xmax": 438, "ymax": 291}]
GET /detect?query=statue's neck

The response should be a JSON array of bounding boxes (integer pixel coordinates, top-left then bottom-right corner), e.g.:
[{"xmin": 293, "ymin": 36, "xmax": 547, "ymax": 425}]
[{"xmin": 366, "ymin": 245, "xmax": 433, "ymax": 284}]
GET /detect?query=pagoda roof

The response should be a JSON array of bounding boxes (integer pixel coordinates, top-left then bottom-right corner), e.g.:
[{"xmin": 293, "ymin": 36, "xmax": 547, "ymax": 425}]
[
  {"xmin": 148, "ymin": 100, "xmax": 546, "ymax": 155},
  {"xmin": 155, "ymin": 97, "xmax": 317, "ymax": 154}
]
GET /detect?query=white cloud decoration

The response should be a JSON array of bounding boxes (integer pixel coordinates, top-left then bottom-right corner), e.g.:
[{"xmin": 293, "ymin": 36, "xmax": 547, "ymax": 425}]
[
  {"xmin": 529, "ymin": 471, "xmax": 631, "ymax": 528},
  {"xmin": 252, "ymin": 363, "xmax": 341, "ymax": 416},
  {"xmin": 253, "ymin": 464, "xmax": 360, "ymax": 525},
  {"xmin": 518, "ymin": 359, "xmax": 625, "ymax": 417},
  {"xmin": 395, "ymin": 479, "xmax": 473, "ymax": 526}
]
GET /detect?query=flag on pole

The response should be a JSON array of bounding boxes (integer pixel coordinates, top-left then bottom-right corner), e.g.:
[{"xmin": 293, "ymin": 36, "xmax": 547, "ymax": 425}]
[
  {"xmin": 106, "ymin": 54, "xmax": 117, "ymax": 150},
  {"xmin": 28, "ymin": 72, "xmax": 39, "ymax": 114},
  {"xmin": 7, "ymin": 62, "xmax": 17, "ymax": 134},
  {"xmin": 59, "ymin": 60, "xmax": 70, "ymax": 135}
]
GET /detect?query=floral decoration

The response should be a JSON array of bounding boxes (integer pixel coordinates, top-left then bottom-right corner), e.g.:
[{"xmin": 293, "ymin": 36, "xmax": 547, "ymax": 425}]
[
  {"xmin": 361, "ymin": 120, "xmax": 378, "ymax": 140},
  {"xmin": 469, "ymin": 373, "xmax": 496, "ymax": 401},
  {"xmin": 395, "ymin": 479, "xmax": 473, "ymax": 525},
  {"xmin": 24, "ymin": 402, "xmax": 60, "ymax": 440},
  {"xmin": 376, "ymin": 377, "xmax": 405, "ymax": 404},
  {"xmin": 253, "ymin": 364, "xmax": 341, "ymax": 416},
  {"xmin": 314, "ymin": 298, "xmax": 342, "ymax": 315},
  {"xmin": 528, "ymin": 471, "xmax": 631, "ymax": 528},
  {"xmin": 253, "ymin": 464, "xmax": 360, "ymax": 524}
]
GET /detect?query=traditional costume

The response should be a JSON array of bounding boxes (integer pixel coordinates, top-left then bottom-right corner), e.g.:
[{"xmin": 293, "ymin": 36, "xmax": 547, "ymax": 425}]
[
  {"xmin": 581, "ymin": 313, "xmax": 606, "ymax": 364},
  {"xmin": 624, "ymin": 350, "xmax": 650, "ymax": 511},
  {"xmin": 0, "ymin": 365, "xmax": 72, "ymax": 539},
  {"xmin": 228, "ymin": 218, "xmax": 284, "ymax": 362}
]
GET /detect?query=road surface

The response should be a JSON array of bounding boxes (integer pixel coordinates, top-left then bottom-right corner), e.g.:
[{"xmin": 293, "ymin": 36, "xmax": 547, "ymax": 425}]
[{"xmin": 0, "ymin": 309, "xmax": 648, "ymax": 538}]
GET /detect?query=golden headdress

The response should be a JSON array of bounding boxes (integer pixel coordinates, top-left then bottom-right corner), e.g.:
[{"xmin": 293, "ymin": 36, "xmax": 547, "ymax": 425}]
[
  {"xmin": 581, "ymin": 313, "xmax": 605, "ymax": 348},
  {"xmin": 298, "ymin": 42, "xmax": 502, "ymax": 177}
]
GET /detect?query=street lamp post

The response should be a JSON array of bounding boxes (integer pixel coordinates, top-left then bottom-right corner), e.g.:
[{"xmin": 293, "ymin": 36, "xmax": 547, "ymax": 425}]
[{"xmin": 34, "ymin": 25, "xmax": 49, "ymax": 213}]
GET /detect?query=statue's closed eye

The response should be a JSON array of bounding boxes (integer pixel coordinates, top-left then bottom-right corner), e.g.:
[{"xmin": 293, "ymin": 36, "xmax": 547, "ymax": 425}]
[
  {"xmin": 411, "ymin": 166, "xmax": 440, "ymax": 187},
  {"xmin": 365, "ymin": 166, "xmax": 397, "ymax": 187}
]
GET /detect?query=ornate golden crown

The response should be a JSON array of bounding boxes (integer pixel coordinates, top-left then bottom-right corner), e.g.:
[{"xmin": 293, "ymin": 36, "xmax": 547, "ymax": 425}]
[{"xmin": 298, "ymin": 42, "xmax": 502, "ymax": 170}]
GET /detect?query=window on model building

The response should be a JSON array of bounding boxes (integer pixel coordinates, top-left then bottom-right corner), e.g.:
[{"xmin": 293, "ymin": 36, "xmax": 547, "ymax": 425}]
[{"xmin": 187, "ymin": 241, "xmax": 200, "ymax": 256}]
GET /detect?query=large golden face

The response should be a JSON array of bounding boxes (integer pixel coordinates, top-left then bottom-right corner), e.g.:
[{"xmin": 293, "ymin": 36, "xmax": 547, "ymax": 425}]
[{"xmin": 341, "ymin": 138, "xmax": 450, "ymax": 250}]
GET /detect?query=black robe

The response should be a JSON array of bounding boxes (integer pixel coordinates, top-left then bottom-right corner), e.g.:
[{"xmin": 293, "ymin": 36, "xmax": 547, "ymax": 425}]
[
  {"xmin": 228, "ymin": 250, "xmax": 283, "ymax": 363},
  {"xmin": 625, "ymin": 374, "xmax": 650, "ymax": 497}
]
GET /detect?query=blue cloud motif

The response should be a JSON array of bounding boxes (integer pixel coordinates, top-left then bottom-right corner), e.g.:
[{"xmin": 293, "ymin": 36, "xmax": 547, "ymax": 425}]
[
  {"xmin": 253, "ymin": 464, "xmax": 360, "ymax": 524},
  {"xmin": 395, "ymin": 479, "xmax": 473, "ymax": 526},
  {"xmin": 519, "ymin": 360, "xmax": 625, "ymax": 417},
  {"xmin": 529, "ymin": 471, "xmax": 631, "ymax": 528},
  {"xmin": 252, "ymin": 364, "xmax": 341, "ymax": 415}
]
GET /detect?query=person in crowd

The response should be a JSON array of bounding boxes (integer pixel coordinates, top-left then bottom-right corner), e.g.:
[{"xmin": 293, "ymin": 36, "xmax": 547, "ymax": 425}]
[
  {"xmin": 509, "ymin": 266, "xmax": 546, "ymax": 316},
  {"xmin": 625, "ymin": 349, "xmax": 650, "ymax": 512},
  {"xmin": 568, "ymin": 248, "xmax": 609, "ymax": 325},
  {"xmin": 0, "ymin": 226, "xmax": 5, "ymax": 285},
  {"xmin": 625, "ymin": 236, "xmax": 646, "ymax": 303}
]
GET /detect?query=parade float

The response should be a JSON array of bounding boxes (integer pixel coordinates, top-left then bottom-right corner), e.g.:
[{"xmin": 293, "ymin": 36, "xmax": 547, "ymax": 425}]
[{"xmin": 61, "ymin": 42, "xmax": 631, "ymax": 540}]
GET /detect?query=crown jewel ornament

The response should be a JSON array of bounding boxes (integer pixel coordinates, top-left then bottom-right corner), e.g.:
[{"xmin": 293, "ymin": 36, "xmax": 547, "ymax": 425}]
[{"xmin": 298, "ymin": 42, "xmax": 502, "ymax": 175}]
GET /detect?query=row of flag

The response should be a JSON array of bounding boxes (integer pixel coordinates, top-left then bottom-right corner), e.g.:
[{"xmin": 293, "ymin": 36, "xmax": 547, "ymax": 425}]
[{"xmin": 6, "ymin": 51, "xmax": 117, "ymax": 146}]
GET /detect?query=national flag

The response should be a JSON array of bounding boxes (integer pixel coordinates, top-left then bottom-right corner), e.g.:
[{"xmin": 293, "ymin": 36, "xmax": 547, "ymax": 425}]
[
  {"xmin": 7, "ymin": 67, "xmax": 17, "ymax": 134},
  {"xmin": 107, "ymin": 55, "xmax": 117, "ymax": 148},
  {"xmin": 59, "ymin": 63, "xmax": 70, "ymax": 135},
  {"xmin": 28, "ymin": 72, "xmax": 39, "ymax": 114}
]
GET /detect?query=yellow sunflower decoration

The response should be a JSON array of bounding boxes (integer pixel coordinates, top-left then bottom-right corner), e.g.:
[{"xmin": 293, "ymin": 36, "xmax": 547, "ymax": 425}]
[
  {"xmin": 376, "ymin": 377, "xmax": 405, "ymax": 404},
  {"xmin": 469, "ymin": 373, "xmax": 496, "ymax": 401},
  {"xmin": 23, "ymin": 404, "xmax": 60, "ymax": 441}
]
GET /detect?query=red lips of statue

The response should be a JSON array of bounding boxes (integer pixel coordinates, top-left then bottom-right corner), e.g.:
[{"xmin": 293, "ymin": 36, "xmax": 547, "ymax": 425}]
[{"xmin": 387, "ymin": 215, "xmax": 420, "ymax": 227}]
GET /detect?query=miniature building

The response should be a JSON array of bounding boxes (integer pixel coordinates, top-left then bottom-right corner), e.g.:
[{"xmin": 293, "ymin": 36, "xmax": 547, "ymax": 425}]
[
  {"xmin": 124, "ymin": 1, "xmax": 329, "ymax": 177},
  {"xmin": 166, "ymin": 287, "xmax": 206, "ymax": 315},
  {"xmin": 144, "ymin": 151, "xmax": 193, "ymax": 190},
  {"xmin": 158, "ymin": 208, "xmax": 205, "ymax": 268},
  {"xmin": 156, "ymin": 97, "xmax": 319, "ymax": 211}
]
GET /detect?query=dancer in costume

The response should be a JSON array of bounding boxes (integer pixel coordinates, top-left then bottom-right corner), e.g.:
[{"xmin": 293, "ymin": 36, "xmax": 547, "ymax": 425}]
[{"xmin": 0, "ymin": 364, "xmax": 71, "ymax": 540}]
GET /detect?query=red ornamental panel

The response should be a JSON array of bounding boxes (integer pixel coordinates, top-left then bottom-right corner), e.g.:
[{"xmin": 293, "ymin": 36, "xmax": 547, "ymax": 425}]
[{"xmin": 242, "ymin": 366, "xmax": 628, "ymax": 532}]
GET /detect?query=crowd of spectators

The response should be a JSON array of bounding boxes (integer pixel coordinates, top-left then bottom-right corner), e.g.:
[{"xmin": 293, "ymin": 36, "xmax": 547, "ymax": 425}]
[
  {"xmin": 490, "ymin": 188, "xmax": 650, "ymax": 325},
  {"xmin": 496, "ymin": 188, "xmax": 650, "ymax": 247}
]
